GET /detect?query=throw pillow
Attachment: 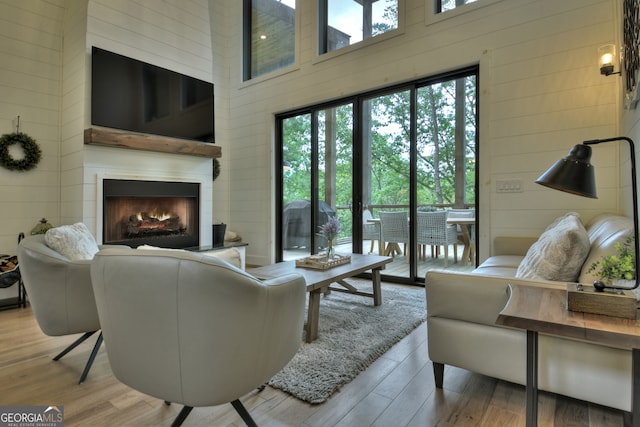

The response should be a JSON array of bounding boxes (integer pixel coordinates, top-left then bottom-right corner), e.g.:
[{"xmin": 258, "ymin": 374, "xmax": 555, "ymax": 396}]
[
  {"xmin": 515, "ymin": 212, "xmax": 590, "ymax": 282},
  {"xmin": 44, "ymin": 222, "xmax": 100, "ymax": 261}
]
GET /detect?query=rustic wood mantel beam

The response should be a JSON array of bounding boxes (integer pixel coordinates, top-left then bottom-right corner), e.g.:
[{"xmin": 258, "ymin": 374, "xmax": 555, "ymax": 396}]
[{"xmin": 84, "ymin": 127, "xmax": 221, "ymax": 158}]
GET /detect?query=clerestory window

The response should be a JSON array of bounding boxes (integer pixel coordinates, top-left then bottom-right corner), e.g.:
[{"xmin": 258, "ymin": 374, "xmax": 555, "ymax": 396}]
[
  {"xmin": 435, "ymin": 0, "xmax": 477, "ymax": 13},
  {"xmin": 427, "ymin": 0, "xmax": 502, "ymax": 25},
  {"xmin": 319, "ymin": 0, "xmax": 399, "ymax": 54},
  {"xmin": 243, "ymin": 0, "xmax": 296, "ymax": 81}
]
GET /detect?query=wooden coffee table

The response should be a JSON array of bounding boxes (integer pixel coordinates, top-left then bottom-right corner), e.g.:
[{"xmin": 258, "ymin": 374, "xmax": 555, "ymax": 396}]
[{"xmin": 248, "ymin": 254, "xmax": 392, "ymax": 343}]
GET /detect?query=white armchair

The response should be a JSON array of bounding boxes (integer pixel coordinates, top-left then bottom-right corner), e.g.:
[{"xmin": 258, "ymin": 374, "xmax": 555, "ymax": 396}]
[
  {"xmin": 90, "ymin": 247, "xmax": 306, "ymax": 426},
  {"xmin": 17, "ymin": 234, "xmax": 124, "ymax": 383}
]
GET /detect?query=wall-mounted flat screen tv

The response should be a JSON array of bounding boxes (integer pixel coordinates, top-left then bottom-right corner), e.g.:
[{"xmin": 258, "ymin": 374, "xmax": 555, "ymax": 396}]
[{"xmin": 91, "ymin": 46, "xmax": 214, "ymax": 143}]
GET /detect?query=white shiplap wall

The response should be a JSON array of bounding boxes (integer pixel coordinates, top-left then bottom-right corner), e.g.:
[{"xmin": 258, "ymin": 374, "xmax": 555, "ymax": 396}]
[
  {"xmin": 80, "ymin": 0, "xmax": 215, "ymax": 244},
  {"xmin": 208, "ymin": 1, "xmax": 232, "ymax": 226},
  {"xmin": 0, "ymin": 0, "xmax": 631, "ymax": 268},
  {"xmin": 60, "ymin": 0, "xmax": 89, "ymax": 228},
  {"xmin": 211, "ymin": 0, "xmax": 622, "ymax": 265},
  {"xmin": 1, "ymin": 0, "xmax": 218, "ymax": 253},
  {"xmin": 0, "ymin": 0, "xmax": 65, "ymax": 250}
]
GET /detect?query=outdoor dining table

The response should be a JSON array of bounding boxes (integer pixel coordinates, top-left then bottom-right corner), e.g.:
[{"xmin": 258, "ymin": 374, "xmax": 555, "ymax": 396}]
[{"xmin": 446, "ymin": 217, "xmax": 475, "ymax": 266}]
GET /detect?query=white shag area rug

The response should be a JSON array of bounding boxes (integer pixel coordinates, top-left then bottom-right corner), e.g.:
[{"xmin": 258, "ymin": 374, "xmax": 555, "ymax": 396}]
[{"xmin": 268, "ymin": 280, "xmax": 426, "ymax": 404}]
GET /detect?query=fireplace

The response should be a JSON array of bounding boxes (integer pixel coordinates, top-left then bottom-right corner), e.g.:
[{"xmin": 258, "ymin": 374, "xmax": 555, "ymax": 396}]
[{"xmin": 102, "ymin": 179, "xmax": 200, "ymax": 248}]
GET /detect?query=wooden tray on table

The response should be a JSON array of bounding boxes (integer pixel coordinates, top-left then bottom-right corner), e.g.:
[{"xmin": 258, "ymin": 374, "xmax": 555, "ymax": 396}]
[{"xmin": 295, "ymin": 254, "xmax": 351, "ymax": 270}]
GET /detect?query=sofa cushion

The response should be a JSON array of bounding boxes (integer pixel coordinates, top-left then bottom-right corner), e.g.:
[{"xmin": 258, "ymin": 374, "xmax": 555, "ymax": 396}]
[
  {"xmin": 579, "ymin": 213, "xmax": 634, "ymax": 285},
  {"xmin": 515, "ymin": 212, "xmax": 590, "ymax": 282},
  {"xmin": 44, "ymin": 222, "xmax": 100, "ymax": 261},
  {"xmin": 472, "ymin": 255, "xmax": 523, "ymax": 278}
]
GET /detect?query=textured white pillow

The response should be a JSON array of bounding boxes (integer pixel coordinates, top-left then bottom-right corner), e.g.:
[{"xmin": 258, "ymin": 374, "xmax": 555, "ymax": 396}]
[
  {"xmin": 515, "ymin": 213, "xmax": 590, "ymax": 282},
  {"xmin": 44, "ymin": 223, "xmax": 100, "ymax": 261}
]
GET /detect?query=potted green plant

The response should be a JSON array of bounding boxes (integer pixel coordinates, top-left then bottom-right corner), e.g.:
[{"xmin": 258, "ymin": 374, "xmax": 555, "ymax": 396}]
[{"xmin": 586, "ymin": 235, "xmax": 635, "ymax": 287}]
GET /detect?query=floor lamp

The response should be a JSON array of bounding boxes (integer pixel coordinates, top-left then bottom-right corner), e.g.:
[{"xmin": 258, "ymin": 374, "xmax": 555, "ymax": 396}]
[{"xmin": 535, "ymin": 137, "xmax": 639, "ymax": 318}]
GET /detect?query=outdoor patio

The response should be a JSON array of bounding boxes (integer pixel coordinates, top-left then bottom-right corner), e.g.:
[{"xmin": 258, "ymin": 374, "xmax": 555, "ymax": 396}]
[{"xmin": 283, "ymin": 241, "xmax": 475, "ymax": 280}]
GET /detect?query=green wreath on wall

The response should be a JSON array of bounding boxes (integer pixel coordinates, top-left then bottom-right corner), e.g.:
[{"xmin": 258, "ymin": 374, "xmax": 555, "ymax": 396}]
[
  {"xmin": 0, "ymin": 132, "xmax": 42, "ymax": 171},
  {"xmin": 213, "ymin": 158, "xmax": 220, "ymax": 181}
]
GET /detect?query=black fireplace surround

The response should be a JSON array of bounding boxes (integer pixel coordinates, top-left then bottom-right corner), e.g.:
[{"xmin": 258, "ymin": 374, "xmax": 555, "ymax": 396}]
[{"xmin": 103, "ymin": 179, "xmax": 200, "ymax": 249}]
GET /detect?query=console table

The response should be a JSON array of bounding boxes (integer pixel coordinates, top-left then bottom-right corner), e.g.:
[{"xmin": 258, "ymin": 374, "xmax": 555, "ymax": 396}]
[{"xmin": 496, "ymin": 284, "xmax": 640, "ymax": 427}]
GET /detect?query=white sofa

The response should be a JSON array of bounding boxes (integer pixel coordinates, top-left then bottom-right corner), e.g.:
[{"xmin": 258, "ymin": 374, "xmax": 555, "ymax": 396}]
[{"xmin": 425, "ymin": 213, "xmax": 635, "ymax": 411}]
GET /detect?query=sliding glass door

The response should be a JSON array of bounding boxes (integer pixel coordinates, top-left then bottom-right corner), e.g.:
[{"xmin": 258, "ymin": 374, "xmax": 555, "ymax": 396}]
[
  {"xmin": 279, "ymin": 104, "xmax": 354, "ymax": 259},
  {"xmin": 277, "ymin": 67, "xmax": 478, "ymax": 284},
  {"xmin": 415, "ymin": 76, "xmax": 477, "ymax": 277},
  {"xmin": 361, "ymin": 90, "xmax": 411, "ymax": 278}
]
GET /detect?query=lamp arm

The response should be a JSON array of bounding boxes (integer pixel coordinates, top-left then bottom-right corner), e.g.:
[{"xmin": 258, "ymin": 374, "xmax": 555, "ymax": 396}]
[{"xmin": 584, "ymin": 137, "xmax": 639, "ymax": 291}]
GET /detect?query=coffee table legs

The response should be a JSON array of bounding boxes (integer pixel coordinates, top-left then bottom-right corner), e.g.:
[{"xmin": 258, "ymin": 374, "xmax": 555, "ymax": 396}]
[
  {"xmin": 372, "ymin": 268, "xmax": 382, "ymax": 306},
  {"xmin": 304, "ymin": 267, "xmax": 384, "ymax": 343},
  {"xmin": 306, "ymin": 289, "xmax": 322, "ymax": 343}
]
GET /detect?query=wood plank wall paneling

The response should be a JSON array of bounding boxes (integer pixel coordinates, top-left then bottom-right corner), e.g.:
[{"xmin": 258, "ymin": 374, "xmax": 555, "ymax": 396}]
[
  {"xmin": 0, "ymin": 0, "xmax": 65, "ymax": 265},
  {"xmin": 214, "ymin": 0, "xmax": 620, "ymax": 265},
  {"xmin": 0, "ymin": 0, "xmax": 628, "ymax": 268}
]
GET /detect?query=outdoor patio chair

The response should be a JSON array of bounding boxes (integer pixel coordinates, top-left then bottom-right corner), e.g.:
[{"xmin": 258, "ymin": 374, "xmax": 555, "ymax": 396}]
[
  {"xmin": 379, "ymin": 211, "xmax": 410, "ymax": 259},
  {"xmin": 362, "ymin": 209, "xmax": 381, "ymax": 254},
  {"xmin": 416, "ymin": 210, "xmax": 458, "ymax": 267}
]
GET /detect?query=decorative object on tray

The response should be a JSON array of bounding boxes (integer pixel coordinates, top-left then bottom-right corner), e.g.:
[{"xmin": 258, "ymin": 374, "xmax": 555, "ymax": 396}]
[
  {"xmin": 318, "ymin": 216, "xmax": 340, "ymax": 261},
  {"xmin": 586, "ymin": 235, "xmax": 635, "ymax": 289},
  {"xmin": 295, "ymin": 253, "xmax": 351, "ymax": 270},
  {"xmin": 30, "ymin": 218, "xmax": 53, "ymax": 235}
]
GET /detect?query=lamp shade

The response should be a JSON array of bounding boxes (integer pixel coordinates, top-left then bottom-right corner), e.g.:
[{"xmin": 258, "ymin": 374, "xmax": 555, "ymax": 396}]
[{"xmin": 535, "ymin": 144, "xmax": 597, "ymax": 199}]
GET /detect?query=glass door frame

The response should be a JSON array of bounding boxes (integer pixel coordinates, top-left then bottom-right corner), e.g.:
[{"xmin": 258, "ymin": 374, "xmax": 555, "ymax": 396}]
[{"xmin": 276, "ymin": 66, "xmax": 479, "ymax": 284}]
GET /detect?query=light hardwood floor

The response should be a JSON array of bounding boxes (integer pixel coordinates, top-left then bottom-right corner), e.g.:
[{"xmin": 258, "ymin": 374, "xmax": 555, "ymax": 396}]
[{"xmin": 0, "ymin": 290, "xmax": 628, "ymax": 427}]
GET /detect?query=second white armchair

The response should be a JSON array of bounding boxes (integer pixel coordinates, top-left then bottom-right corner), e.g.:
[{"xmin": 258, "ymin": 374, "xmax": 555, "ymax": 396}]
[{"xmin": 90, "ymin": 247, "xmax": 307, "ymax": 426}]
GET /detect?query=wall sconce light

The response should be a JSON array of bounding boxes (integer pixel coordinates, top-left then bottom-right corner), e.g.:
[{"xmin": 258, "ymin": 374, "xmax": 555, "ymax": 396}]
[{"xmin": 598, "ymin": 44, "xmax": 621, "ymax": 76}]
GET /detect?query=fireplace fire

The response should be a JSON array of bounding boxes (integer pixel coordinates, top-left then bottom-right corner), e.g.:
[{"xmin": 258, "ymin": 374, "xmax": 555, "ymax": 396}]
[
  {"xmin": 103, "ymin": 179, "xmax": 200, "ymax": 248},
  {"xmin": 126, "ymin": 204, "xmax": 186, "ymax": 237}
]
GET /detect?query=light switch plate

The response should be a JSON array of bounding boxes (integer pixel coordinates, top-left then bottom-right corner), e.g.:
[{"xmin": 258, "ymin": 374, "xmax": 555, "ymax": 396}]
[{"xmin": 496, "ymin": 179, "xmax": 523, "ymax": 193}]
